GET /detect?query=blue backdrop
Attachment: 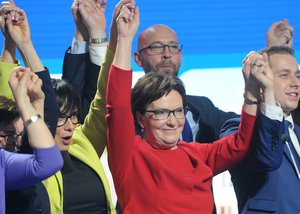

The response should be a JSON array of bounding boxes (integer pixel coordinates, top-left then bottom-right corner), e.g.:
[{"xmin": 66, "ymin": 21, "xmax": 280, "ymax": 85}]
[{"xmin": 1, "ymin": 0, "xmax": 299, "ymax": 75}]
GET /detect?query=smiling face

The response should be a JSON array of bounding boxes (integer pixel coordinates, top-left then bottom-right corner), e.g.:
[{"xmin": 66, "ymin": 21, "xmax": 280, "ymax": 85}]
[
  {"xmin": 270, "ymin": 54, "xmax": 300, "ymax": 117},
  {"xmin": 137, "ymin": 90, "xmax": 185, "ymax": 150}
]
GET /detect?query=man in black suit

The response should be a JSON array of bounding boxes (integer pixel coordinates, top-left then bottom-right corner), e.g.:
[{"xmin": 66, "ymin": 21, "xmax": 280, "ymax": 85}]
[
  {"xmin": 62, "ymin": 0, "xmax": 108, "ymax": 123},
  {"xmin": 220, "ymin": 20, "xmax": 296, "ymax": 214},
  {"xmin": 134, "ymin": 24, "xmax": 238, "ymax": 143}
]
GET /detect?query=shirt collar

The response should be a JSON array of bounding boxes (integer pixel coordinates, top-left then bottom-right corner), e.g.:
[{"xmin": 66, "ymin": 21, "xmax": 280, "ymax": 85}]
[{"xmin": 285, "ymin": 114, "xmax": 295, "ymax": 130}]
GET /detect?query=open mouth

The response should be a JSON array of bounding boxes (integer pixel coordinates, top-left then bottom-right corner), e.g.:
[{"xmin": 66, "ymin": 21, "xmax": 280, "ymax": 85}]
[{"xmin": 61, "ymin": 136, "xmax": 72, "ymax": 145}]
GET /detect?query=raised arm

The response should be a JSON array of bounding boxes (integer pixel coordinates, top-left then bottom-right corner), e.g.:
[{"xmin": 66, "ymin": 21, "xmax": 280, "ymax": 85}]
[
  {"xmin": 205, "ymin": 51, "xmax": 278, "ymax": 174},
  {"xmin": 74, "ymin": 0, "xmax": 127, "ymax": 157},
  {"xmin": 5, "ymin": 67, "xmax": 62, "ymax": 189},
  {"xmin": 9, "ymin": 67, "xmax": 48, "ymax": 147},
  {"xmin": 112, "ymin": 4, "xmax": 139, "ymax": 69},
  {"xmin": 106, "ymin": 0, "xmax": 139, "ymax": 180},
  {"xmin": 63, "ymin": 0, "xmax": 108, "ymax": 122},
  {"xmin": 4, "ymin": 6, "xmax": 59, "ymax": 155},
  {"xmin": 248, "ymin": 53, "xmax": 285, "ymax": 170},
  {"xmin": 220, "ymin": 52, "xmax": 283, "ymax": 171},
  {"xmin": 5, "ymin": 8, "xmax": 43, "ymax": 72}
]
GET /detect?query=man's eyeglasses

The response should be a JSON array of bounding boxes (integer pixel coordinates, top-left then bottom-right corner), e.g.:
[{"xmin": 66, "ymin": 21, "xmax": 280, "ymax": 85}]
[
  {"xmin": 138, "ymin": 42, "xmax": 183, "ymax": 54},
  {"xmin": 145, "ymin": 107, "xmax": 187, "ymax": 120},
  {"xmin": 0, "ymin": 132, "xmax": 22, "ymax": 151},
  {"xmin": 57, "ymin": 113, "xmax": 79, "ymax": 127}
]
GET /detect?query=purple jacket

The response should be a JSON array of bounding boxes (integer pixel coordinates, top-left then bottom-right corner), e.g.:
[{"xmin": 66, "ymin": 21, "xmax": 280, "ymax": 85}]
[{"xmin": 0, "ymin": 145, "xmax": 62, "ymax": 213}]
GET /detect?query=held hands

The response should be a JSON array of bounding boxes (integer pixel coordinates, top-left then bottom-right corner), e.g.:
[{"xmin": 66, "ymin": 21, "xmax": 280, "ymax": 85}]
[
  {"xmin": 266, "ymin": 19, "xmax": 294, "ymax": 48},
  {"xmin": 243, "ymin": 51, "xmax": 275, "ymax": 105},
  {"xmin": 72, "ymin": 0, "xmax": 106, "ymax": 40},
  {"xmin": 108, "ymin": 0, "xmax": 132, "ymax": 51},
  {"xmin": 0, "ymin": 0, "xmax": 17, "ymax": 37},
  {"xmin": 112, "ymin": 0, "xmax": 139, "ymax": 70},
  {"xmin": 78, "ymin": 0, "xmax": 106, "ymax": 38},
  {"xmin": 4, "ymin": 6, "xmax": 30, "ymax": 48},
  {"xmin": 116, "ymin": 0, "xmax": 139, "ymax": 40},
  {"xmin": 9, "ymin": 67, "xmax": 44, "ymax": 116},
  {"xmin": 72, "ymin": 0, "xmax": 89, "ymax": 40},
  {"xmin": 250, "ymin": 53, "xmax": 274, "ymax": 91},
  {"xmin": 0, "ymin": 0, "xmax": 18, "ymax": 63}
]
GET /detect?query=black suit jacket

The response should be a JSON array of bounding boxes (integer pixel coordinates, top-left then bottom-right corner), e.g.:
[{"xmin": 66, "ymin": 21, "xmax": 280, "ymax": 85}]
[
  {"xmin": 185, "ymin": 95, "xmax": 239, "ymax": 143},
  {"xmin": 220, "ymin": 115, "xmax": 300, "ymax": 213},
  {"xmin": 62, "ymin": 47, "xmax": 100, "ymax": 122}
]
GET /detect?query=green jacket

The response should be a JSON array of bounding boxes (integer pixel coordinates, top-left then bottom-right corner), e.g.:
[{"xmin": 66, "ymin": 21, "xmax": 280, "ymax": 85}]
[
  {"xmin": 0, "ymin": 48, "xmax": 116, "ymax": 214},
  {"xmin": 0, "ymin": 59, "xmax": 19, "ymax": 99},
  {"xmin": 43, "ymin": 48, "xmax": 116, "ymax": 213}
]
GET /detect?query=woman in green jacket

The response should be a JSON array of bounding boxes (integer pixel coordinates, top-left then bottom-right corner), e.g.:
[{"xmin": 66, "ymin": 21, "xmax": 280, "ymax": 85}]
[{"xmin": 0, "ymin": 1, "xmax": 117, "ymax": 213}]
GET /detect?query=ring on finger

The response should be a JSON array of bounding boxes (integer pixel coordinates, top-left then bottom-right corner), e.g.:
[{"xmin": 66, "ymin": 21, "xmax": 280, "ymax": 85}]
[{"xmin": 253, "ymin": 63, "xmax": 263, "ymax": 67}]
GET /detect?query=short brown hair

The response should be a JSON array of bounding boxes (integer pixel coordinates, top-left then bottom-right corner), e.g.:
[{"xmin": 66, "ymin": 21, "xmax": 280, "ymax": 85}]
[
  {"xmin": 132, "ymin": 72, "xmax": 186, "ymax": 117},
  {"xmin": 259, "ymin": 46, "xmax": 295, "ymax": 69}
]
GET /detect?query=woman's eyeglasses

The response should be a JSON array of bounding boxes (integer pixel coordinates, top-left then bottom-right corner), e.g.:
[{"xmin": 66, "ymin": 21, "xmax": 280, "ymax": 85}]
[
  {"xmin": 0, "ymin": 131, "xmax": 22, "ymax": 152},
  {"xmin": 57, "ymin": 113, "xmax": 79, "ymax": 127},
  {"xmin": 145, "ymin": 107, "xmax": 187, "ymax": 120}
]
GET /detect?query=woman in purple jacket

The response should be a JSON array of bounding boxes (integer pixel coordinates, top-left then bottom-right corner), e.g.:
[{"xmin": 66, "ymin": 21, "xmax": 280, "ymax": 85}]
[{"xmin": 0, "ymin": 67, "xmax": 63, "ymax": 214}]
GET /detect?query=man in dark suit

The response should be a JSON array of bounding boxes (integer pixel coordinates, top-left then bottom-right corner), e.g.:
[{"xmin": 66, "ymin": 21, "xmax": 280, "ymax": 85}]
[
  {"xmin": 134, "ymin": 24, "xmax": 238, "ymax": 144},
  {"xmin": 62, "ymin": 0, "xmax": 108, "ymax": 123},
  {"xmin": 221, "ymin": 46, "xmax": 300, "ymax": 213}
]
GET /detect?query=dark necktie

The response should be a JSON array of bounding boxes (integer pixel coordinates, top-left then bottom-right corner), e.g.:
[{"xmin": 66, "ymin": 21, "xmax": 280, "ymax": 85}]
[{"xmin": 182, "ymin": 118, "xmax": 193, "ymax": 142}]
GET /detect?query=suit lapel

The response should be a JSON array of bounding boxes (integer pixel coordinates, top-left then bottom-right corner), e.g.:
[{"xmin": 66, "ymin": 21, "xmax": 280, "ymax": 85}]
[
  {"xmin": 293, "ymin": 125, "xmax": 300, "ymax": 142},
  {"xmin": 283, "ymin": 124, "xmax": 300, "ymax": 174},
  {"xmin": 283, "ymin": 121, "xmax": 294, "ymax": 166}
]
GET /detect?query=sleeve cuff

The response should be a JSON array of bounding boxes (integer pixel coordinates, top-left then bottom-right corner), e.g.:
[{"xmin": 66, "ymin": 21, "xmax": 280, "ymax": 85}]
[
  {"xmin": 89, "ymin": 45, "xmax": 107, "ymax": 66},
  {"xmin": 260, "ymin": 102, "xmax": 283, "ymax": 121},
  {"xmin": 70, "ymin": 37, "xmax": 88, "ymax": 54}
]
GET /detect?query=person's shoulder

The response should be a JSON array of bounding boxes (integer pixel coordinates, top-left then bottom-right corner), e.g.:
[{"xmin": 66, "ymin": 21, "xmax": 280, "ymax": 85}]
[
  {"xmin": 294, "ymin": 123, "xmax": 300, "ymax": 133},
  {"xmin": 185, "ymin": 95, "xmax": 213, "ymax": 105},
  {"xmin": 185, "ymin": 95, "xmax": 216, "ymax": 114},
  {"xmin": 186, "ymin": 94, "xmax": 210, "ymax": 100}
]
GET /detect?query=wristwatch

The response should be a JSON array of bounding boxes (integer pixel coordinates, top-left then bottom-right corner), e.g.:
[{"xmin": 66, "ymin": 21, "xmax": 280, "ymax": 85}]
[
  {"xmin": 89, "ymin": 37, "xmax": 108, "ymax": 44},
  {"xmin": 244, "ymin": 97, "xmax": 262, "ymax": 105},
  {"xmin": 24, "ymin": 114, "xmax": 42, "ymax": 127}
]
